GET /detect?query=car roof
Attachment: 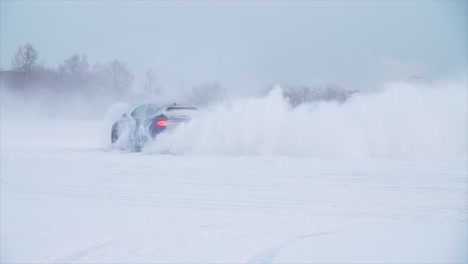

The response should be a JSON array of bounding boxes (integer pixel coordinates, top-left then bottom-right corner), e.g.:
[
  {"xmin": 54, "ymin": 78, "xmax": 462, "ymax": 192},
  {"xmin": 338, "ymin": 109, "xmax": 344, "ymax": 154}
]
[
  {"xmin": 142, "ymin": 103, "xmax": 196, "ymax": 110},
  {"xmin": 133, "ymin": 103, "xmax": 196, "ymax": 114}
]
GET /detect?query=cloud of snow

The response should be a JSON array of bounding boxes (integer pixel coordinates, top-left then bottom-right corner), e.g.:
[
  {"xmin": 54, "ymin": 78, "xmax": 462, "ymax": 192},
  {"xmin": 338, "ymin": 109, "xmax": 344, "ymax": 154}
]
[{"xmin": 144, "ymin": 74, "xmax": 467, "ymax": 159}]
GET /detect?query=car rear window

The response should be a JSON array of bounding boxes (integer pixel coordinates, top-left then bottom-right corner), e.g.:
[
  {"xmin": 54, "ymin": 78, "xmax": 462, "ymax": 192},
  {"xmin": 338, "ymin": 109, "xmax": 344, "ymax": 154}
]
[{"xmin": 164, "ymin": 106, "xmax": 197, "ymax": 118}]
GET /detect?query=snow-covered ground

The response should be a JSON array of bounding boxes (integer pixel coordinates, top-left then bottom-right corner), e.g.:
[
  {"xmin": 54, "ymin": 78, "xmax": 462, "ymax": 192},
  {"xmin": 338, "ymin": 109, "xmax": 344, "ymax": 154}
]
[{"xmin": 1, "ymin": 80, "xmax": 467, "ymax": 263}]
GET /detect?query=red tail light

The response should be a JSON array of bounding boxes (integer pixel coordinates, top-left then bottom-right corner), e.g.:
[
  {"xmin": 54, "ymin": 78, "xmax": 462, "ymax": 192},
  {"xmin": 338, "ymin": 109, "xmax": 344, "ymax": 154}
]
[{"xmin": 156, "ymin": 120, "xmax": 167, "ymax": 127}]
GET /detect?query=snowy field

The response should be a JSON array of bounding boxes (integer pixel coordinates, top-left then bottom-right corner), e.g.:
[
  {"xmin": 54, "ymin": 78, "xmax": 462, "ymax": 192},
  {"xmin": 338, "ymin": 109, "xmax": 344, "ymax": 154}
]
[{"xmin": 1, "ymin": 80, "xmax": 467, "ymax": 263}]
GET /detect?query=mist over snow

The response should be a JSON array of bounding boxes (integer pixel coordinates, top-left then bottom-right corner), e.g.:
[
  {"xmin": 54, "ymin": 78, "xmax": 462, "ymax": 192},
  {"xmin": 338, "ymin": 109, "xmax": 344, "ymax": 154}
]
[
  {"xmin": 0, "ymin": 84, "xmax": 117, "ymax": 120},
  {"xmin": 143, "ymin": 76, "xmax": 467, "ymax": 159},
  {"xmin": 1, "ymin": 68, "xmax": 466, "ymax": 160}
]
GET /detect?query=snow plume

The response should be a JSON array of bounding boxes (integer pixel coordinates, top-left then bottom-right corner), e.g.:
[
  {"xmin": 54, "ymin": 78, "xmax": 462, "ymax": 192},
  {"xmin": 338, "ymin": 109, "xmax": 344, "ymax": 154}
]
[{"xmin": 144, "ymin": 77, "xmax": 467, "ymax": 159}]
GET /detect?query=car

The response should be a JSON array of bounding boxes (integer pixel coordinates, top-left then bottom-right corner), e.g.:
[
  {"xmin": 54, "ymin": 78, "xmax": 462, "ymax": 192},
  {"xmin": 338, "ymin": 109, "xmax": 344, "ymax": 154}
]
[{"xmin": 111, "ymin": 103, "xmax": 197, "ymax": 150}]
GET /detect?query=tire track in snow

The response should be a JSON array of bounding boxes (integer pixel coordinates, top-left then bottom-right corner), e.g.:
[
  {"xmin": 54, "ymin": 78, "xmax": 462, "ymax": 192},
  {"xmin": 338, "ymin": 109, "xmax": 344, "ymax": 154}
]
[
  {"xmin": 53, "ymin": 241, "xmax": 110, "ymax": 263},
  {"xmin": 3, "ymin": 159, "xmax": 466, "ymax": 218},
  {"xmin": 249, "ymin": 231, "xmax": 336, "ymax": 264}
]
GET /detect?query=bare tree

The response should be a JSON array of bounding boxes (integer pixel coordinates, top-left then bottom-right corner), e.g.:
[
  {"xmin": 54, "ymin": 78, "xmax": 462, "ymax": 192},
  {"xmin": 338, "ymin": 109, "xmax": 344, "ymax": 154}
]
[
  {"xmin": 143, "ymin": 68, "xmax": 162, "ymax": 96},
  {"xmin": 108, "ymin": 60, "xmax": 134, "ymax": 96},
  {"xmin": 92, "ymin": 60, "xmax": 134, "ymax": 97},
  {"xmin": 264, "ymin": 84, "xmax": 357, "ymax": 107},
  {"xmin": 189, "ymin": 82, "xmax": 225, "ymax": 106},
  {"xmin": 11, "ymin": 43, "xmax": 39, "ymax": 72},
  {"xmin": 58, "ymin": 54, "xmax": 89, "ymax": 82},
  {"xmin": 91, "ymin": 63, "xmax": 109, "ymax": 87}
]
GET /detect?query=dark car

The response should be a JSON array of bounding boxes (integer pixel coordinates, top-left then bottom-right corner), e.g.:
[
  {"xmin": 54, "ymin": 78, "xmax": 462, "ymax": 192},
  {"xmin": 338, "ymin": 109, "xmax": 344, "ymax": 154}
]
[{"xmin": 111, "ymin": 103, "xmax": 197, "ymax": 149}]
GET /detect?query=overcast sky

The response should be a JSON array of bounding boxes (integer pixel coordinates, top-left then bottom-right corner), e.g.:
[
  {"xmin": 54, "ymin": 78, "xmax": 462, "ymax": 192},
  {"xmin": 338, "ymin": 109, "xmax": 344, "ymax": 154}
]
[{"xmin": 1, "ymin": 1, "xmax": 467, "ymax": 91}]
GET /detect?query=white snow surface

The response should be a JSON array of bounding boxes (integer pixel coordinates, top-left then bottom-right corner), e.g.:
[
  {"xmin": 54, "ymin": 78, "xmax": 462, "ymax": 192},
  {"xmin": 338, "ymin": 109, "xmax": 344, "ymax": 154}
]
[{"xmin": 1, "ymin": 80, "xmax": 467, "ymax": 263}]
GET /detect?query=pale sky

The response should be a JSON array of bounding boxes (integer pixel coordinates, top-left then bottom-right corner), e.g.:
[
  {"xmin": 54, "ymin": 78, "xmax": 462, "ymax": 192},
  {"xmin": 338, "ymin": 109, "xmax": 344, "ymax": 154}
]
[{"xmin": 1, "ymin": 1, "xmax": 467, "ymax": 91}]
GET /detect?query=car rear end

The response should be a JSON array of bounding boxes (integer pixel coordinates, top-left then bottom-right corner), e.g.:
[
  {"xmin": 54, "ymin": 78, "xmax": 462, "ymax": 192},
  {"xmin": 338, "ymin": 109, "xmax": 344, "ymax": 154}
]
[{"xmin": 149, "ymin": 105, "xmax": 197, "ymax": 138}]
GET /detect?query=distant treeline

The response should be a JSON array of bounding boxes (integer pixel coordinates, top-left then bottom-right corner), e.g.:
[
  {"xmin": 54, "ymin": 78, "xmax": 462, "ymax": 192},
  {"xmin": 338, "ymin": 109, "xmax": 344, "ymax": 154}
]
[
  {"xmin": 1, "ymin": 44, "xmax": 140, "ymax": 100},
  {"xmin": 1, "ymin": 43, "xmax": 357, "ymax": 107}
]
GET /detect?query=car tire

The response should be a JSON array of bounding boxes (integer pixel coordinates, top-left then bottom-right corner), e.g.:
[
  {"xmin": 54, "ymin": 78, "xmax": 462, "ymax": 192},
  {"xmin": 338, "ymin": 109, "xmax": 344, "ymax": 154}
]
[{"xmin": 111, "ymin": 126, "xmax": 119, "ymax": 143}]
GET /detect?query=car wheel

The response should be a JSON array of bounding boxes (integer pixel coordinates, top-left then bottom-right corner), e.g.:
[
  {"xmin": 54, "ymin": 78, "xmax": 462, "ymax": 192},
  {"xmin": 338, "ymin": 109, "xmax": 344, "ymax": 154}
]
[{"xmin": 111, "ymin": 127, "xmax": 119, "ymax": 143}]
